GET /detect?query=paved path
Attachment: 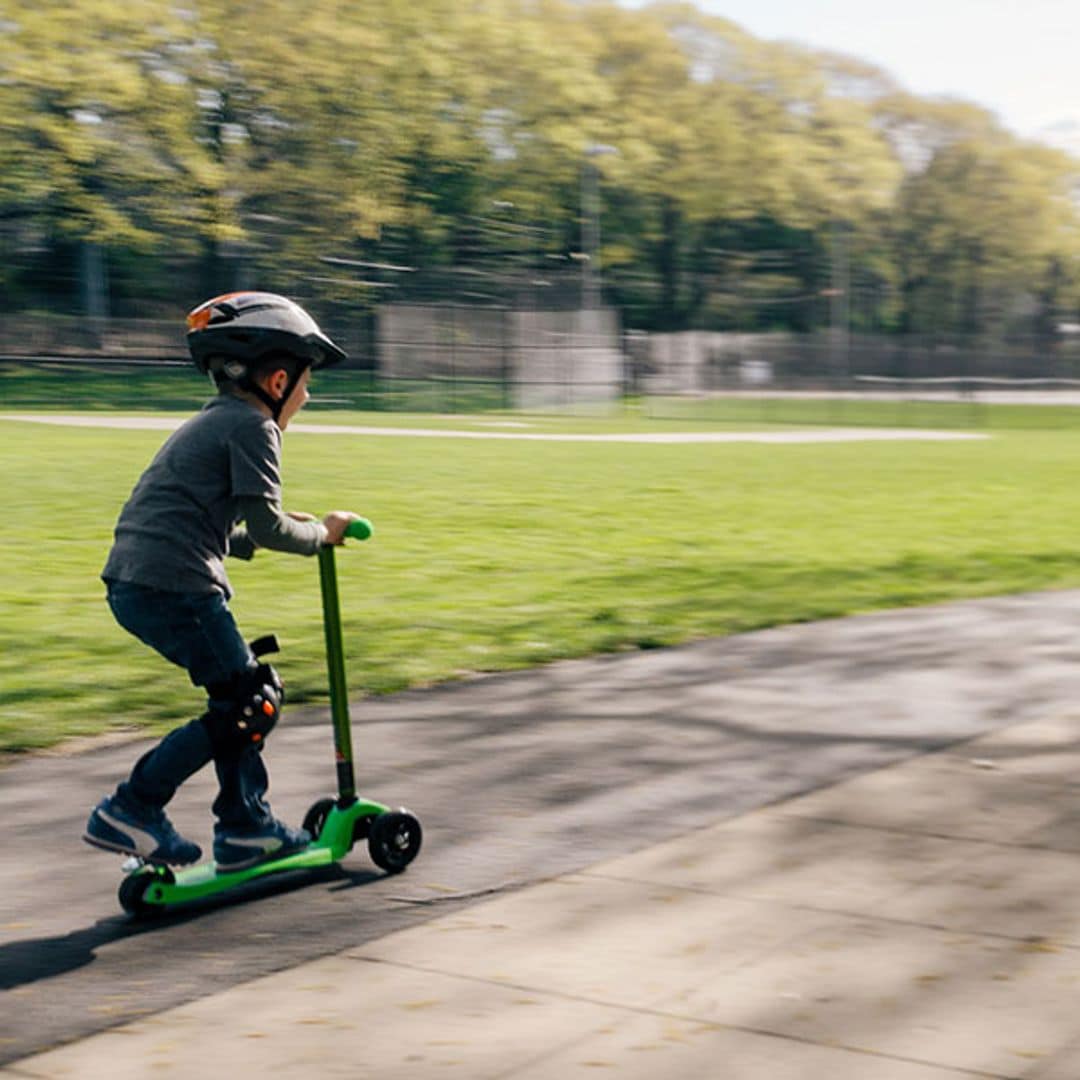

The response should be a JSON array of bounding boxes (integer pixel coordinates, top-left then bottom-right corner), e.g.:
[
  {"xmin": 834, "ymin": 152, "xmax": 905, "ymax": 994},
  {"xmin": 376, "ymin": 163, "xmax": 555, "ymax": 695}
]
[
  {"xmin": 1, "ymin": 412, "xmax": 987, "ymax": 443},
  {"xmin": 4, "ymin": 591, "xmax": 1080, "ymax": 1076},
  {"xmin": 11, "ymin": 711, "xmax": 1080, "ymax": 1079}
]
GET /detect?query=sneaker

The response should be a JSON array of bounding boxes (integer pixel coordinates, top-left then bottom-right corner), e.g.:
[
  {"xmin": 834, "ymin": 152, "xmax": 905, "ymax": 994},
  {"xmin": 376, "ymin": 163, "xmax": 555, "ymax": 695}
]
[
  {"xmin": 84, "ymin": 794, "xmax": 202, "ymax": 866},
  {"xmin": 213, "ymin": 819, "xmax": 311, "ymax": 872}
]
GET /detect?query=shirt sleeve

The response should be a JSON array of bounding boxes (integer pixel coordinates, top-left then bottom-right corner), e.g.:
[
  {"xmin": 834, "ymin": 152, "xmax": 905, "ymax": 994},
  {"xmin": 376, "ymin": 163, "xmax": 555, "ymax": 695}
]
[
  {"xmin": 229, "ymin": 416, "xmax": 283, "ymax": 502},
  {"xmin": 227, "ymin": 525, "xmax": 257, "ymax": 561},
  {"xmin": 238, "ymin": 495, "xmax": 328, "ymax": 556}
]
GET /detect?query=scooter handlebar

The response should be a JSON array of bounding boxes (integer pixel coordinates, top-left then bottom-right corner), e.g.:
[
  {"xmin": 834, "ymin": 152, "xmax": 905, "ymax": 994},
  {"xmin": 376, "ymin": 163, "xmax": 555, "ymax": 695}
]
[{"xmin": 345, "ymin": 517, "xmax": 374, "ymax": 541}]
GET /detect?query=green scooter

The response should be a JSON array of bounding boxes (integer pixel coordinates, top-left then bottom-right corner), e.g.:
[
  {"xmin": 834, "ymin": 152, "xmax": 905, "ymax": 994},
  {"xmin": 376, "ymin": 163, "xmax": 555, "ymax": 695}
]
[{"xmin": 117, "ymin": 517, "xmax": 422, "ymax": 917}]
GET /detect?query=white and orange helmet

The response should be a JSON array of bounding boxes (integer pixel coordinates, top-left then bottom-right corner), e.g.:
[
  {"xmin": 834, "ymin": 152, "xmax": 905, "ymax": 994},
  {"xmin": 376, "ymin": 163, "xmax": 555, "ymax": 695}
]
[{"xmin": 186, "ymin": 291, "xmax": 346, "ymax": 377}]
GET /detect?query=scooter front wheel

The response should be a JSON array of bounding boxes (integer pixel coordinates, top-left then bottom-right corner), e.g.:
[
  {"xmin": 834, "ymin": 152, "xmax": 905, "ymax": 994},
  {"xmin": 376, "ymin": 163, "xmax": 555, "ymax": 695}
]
[
  {"xmin": 302, "ymin": 797, "xmax": 338, "ymax": 840},
  {"xmin": 368, "ymin": 810, "xmax": 422, "ymax": 874}
]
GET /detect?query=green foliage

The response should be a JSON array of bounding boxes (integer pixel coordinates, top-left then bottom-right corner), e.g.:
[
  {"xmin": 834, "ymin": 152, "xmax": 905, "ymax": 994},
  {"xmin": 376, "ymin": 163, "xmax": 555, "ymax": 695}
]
[
  {"xmin": 896, "ymin": 136, "xmax": 1080, "ymax": 337},
  {"xmin": 2, "ymin": 0, "xmax": 1080, "ymax": 334},
  {"xmin": 2, "ymin": 2, "xmax": 213, "ymax": 248}
]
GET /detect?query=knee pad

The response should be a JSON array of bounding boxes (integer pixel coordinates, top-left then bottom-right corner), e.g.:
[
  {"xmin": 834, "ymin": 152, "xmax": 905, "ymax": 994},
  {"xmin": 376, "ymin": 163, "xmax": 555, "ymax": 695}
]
[{"xmin": 201, "ymin": 663, "xmax": 284, "ymax": 754}]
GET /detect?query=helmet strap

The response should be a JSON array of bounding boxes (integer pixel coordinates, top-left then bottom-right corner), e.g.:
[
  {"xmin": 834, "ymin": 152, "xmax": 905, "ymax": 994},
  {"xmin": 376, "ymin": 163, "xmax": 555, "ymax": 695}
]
[
  {"xmin": 244, "ymin": 363, "xmax": 309, "ymax": 426},
  {"xmin": 239, "ymin": 375, "xmax": 285, "ymax": 420},
  {"xmin": 274, "ymin": 365, "xmax": 311, "ymax": 425}
]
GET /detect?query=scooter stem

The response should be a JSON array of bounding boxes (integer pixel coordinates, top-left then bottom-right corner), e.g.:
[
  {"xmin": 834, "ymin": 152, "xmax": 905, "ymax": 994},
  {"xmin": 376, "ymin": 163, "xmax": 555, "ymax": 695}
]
[{"xmin": 317, "ymin": 519, "xmax": 372, "ymax": 803}]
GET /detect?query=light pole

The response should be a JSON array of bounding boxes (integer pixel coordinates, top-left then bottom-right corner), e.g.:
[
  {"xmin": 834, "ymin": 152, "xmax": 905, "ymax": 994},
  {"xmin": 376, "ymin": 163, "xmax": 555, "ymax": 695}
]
[{"xmin": 581, "ymin": 143, "xmax": 618, "ymax": 310}]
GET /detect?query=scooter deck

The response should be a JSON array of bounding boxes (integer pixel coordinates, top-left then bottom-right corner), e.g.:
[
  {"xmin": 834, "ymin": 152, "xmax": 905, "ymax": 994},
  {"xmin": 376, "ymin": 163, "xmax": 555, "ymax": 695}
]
[{"xmin": 125, "ymin": 798, "xmax": 388, "ymax": 911}]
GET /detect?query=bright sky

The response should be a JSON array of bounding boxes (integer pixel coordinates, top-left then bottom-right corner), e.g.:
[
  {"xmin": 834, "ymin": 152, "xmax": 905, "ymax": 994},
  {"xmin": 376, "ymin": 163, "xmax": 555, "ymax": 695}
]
[{"xmin": 623, "ymin": 0, "xmax": 1080, "ymax": 146}]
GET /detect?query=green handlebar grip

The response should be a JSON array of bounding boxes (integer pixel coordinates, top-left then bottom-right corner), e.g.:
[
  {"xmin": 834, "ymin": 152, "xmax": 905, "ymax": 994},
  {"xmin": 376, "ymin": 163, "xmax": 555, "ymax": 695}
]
[{"xmin": 345, "ymin": 517, "xmax": 373, "ymax": 541}]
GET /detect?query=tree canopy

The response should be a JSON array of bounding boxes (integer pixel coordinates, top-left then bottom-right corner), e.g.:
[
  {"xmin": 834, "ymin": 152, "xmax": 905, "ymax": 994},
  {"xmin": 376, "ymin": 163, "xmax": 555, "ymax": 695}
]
[{"xmin": 2, "ymin": 0, "xmax": 1078, "ymax": 339}]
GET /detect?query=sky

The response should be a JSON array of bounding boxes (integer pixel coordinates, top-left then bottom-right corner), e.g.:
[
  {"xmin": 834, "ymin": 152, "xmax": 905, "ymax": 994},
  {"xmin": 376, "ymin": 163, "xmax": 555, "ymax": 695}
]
[{"xmin": 622, "ymin": 0, "xmax": 1080, "ymax": 149}]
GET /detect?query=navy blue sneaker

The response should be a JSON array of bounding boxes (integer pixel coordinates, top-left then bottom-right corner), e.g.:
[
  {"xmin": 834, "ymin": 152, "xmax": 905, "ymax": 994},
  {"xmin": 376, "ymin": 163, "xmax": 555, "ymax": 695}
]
[
  {"xmin": 213, "ymin": 819, "xmax": 311, "ymax": 872},
  {"xmin": 83, "ymin": 794, "xmax": 202, "ymax": 866}
]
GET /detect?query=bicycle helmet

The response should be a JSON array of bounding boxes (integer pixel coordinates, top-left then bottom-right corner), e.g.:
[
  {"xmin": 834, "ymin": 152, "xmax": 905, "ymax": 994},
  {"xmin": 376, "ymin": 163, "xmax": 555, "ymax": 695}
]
[{"xmin": 186, "ymin": 291, "xmax": 347, "ymax": 421}]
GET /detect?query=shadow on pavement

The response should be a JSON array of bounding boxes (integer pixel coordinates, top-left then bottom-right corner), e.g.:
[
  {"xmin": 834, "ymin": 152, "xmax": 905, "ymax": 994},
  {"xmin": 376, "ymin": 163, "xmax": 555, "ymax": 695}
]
[{"xmin": 0, "ymin": 863, "xmax": 363, "ymax": 992}]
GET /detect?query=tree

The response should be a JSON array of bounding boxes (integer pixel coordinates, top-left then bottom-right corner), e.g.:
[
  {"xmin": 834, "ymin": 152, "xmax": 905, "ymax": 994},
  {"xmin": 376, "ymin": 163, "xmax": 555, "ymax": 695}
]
[
  {"xmin": 3, "ymin": 0, "xmax": 1080, "ymax": 346},
  {"xmin": 894, "ymin": 128, "xmax": 1080, "ymax": 341},
  {"xmin": 2, "ymin": 2, "xmax": 219, "ymax": 313}
]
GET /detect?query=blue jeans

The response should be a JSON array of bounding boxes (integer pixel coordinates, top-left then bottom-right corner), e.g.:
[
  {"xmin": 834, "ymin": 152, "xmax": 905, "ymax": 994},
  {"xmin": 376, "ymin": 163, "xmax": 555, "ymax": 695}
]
[{"xmin": 106, "ymin": 581, "xmax": 273, "ymax": 830}]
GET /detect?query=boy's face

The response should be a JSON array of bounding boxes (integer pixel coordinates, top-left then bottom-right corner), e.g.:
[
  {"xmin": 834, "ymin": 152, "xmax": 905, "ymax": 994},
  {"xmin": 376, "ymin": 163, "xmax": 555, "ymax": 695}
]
[{"xmin": 272, "ymin": 366, "xmax": 311, "ymax": 430}]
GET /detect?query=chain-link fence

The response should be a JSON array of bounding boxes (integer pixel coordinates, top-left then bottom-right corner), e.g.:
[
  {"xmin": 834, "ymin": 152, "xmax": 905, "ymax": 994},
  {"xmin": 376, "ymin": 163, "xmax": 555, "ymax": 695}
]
[
  {"xmin": 6, "ymin": 311, "xmax": 1080, "ymax": 426},
  {"xmin": 0, "ymin": 303, "xmax": 626, "ymax": 415}
]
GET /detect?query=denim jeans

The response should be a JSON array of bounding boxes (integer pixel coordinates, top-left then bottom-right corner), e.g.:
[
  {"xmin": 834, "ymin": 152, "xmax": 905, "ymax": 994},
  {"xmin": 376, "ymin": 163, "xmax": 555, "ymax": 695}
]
[{"xmin": 106, "ymin": 581, "xmax": 273, "ymax": 830}]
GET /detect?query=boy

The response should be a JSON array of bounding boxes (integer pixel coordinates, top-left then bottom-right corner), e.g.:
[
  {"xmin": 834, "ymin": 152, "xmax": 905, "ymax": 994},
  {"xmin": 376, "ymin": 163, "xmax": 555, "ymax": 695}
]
[{"xmin": 84, "ymin": 291, "xmax": 357, "ymax": 870}]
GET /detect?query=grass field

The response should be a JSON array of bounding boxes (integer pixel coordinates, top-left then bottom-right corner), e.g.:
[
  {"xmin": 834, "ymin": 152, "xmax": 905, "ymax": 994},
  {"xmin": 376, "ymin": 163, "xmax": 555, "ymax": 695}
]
[
  {"xmin": 4, "ymin": 396, "xmax": 1080, "ymax": 757},
  {"xmin": 9, "ymin": 360, "xmax": 1080, "ymax": 430}
]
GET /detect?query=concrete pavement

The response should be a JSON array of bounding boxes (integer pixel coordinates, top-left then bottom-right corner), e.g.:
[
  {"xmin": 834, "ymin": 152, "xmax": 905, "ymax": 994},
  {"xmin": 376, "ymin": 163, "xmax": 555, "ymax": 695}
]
[{"xmin": 8, "ymin": 709, "xmax": 1080, "ymax": 1079}]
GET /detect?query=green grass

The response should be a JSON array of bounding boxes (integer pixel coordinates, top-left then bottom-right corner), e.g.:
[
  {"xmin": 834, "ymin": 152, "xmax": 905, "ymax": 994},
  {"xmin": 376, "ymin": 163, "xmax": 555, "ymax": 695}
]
[
  {"xmin": 9, "ymin": 359, "xmax": 1080, "ymax": 430},
  {"xmin": 1, "ymin": 364, "xmax": 538, "ymax": 415},
  {"xmin": 12, "ymin": 393, "xmax": 1080, "ymax": 434},
  {"xmin": 5, "ymin": 402, "xmax": 1080, "ymax": 756},
  {"xmin": 642, "ymin": 393, "xmax": 1080, "ymax": 431}
]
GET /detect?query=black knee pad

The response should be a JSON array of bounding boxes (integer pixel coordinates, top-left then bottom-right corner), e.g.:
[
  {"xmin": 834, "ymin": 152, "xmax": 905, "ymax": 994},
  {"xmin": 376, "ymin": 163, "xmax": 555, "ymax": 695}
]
[{"xmin": 201, "ymin": 663, "xmax": 284, "ymax": 754}]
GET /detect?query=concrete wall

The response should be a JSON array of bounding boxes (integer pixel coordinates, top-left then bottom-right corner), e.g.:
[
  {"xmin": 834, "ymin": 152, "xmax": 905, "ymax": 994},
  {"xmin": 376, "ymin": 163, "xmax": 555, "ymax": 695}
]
[
  {"xmin": 510, "ymin": 308, "xmax": 622, "ymax": 409},
  {"xmin": 377, "ymin": 305, "xmax": 508, "ymax": 379},
  {"xmin": 377, "ymin": 304, "xmax": 624, "ymax": 409},
  {"xmin": 636, "ymin": 331, "xmax": 801, "ymax": 393},
  {"xmin": 634, "ymin": 331, "xmax": 1080, "ymax": 390}
]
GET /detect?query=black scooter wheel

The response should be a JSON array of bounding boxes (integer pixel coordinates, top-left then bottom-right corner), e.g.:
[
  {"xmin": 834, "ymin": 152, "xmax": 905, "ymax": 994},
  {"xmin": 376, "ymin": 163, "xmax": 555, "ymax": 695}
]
[
  {"xmin": 119, "ymin": 870, "xmax": 165, "ymax": 918},
  {"xmin": 368, "ymin": 810, "xmax": 422, "ymax": 874},
  {"xmin": 302, "ymin": 797, "xmax": 338, "ymax": 840}
]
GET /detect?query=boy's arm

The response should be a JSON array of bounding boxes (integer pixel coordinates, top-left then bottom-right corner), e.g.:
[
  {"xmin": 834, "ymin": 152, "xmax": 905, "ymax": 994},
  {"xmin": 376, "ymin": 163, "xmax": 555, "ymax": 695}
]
[
  {"xmin": 228, "ymin": 525, "xmax": 257, "ymax": 561},
  {"xmin": 237, "ymin": 496, "xmax": 329, "ymax": 556}
]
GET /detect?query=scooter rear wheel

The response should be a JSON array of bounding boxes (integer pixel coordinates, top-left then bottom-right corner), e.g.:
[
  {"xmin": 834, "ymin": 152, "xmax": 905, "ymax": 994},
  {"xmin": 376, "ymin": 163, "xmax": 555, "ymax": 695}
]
[
  {"xmin": 118, "ymin": 869, "xmax": 167, "ymax": 917},
  {"xmin": 368, "ymin": 810, "xmax": 422, "ymax": 874}
]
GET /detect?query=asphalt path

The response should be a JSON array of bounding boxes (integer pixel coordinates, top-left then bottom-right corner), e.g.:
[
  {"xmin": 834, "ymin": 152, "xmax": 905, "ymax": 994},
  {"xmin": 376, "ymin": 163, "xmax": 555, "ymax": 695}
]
[{"xmin": 3, "ymin": 589, "xmax": 1080, "ymax": 1065}]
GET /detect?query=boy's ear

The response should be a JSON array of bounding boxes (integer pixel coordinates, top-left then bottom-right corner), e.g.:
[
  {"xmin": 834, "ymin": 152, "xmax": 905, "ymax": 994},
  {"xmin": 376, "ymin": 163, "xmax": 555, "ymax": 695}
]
[{"xmin": 262, "ymin": 367, "xmax": 290, "ymax": 399}]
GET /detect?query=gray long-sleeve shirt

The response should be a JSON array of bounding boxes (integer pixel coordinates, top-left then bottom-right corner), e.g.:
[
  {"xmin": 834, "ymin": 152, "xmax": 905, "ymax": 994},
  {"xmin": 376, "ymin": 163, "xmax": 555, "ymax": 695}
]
[
  {"xmin": 102, "ymin": 395, "xmax": 325, "ymax": 597},
  {"xmin": 229, "ymin": 496, "xmax": 328, "ymax": 559}
]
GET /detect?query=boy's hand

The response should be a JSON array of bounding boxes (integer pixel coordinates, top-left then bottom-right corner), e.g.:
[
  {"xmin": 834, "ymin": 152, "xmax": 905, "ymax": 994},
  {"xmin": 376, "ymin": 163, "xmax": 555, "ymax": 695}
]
[{"xmin": 321, "ymin": 511, "xmax": 358, "ymax": 546}]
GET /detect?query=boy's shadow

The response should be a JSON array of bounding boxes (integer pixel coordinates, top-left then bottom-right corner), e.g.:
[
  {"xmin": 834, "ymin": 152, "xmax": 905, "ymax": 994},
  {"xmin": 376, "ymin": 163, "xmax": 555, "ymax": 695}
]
[
  {"xmin": 0, "ymin": 864, "xmax": 378, "ymax": 991},
  {"xmin": 0, "ymin": 913, "xmax": 183, "ymax": 991}
]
